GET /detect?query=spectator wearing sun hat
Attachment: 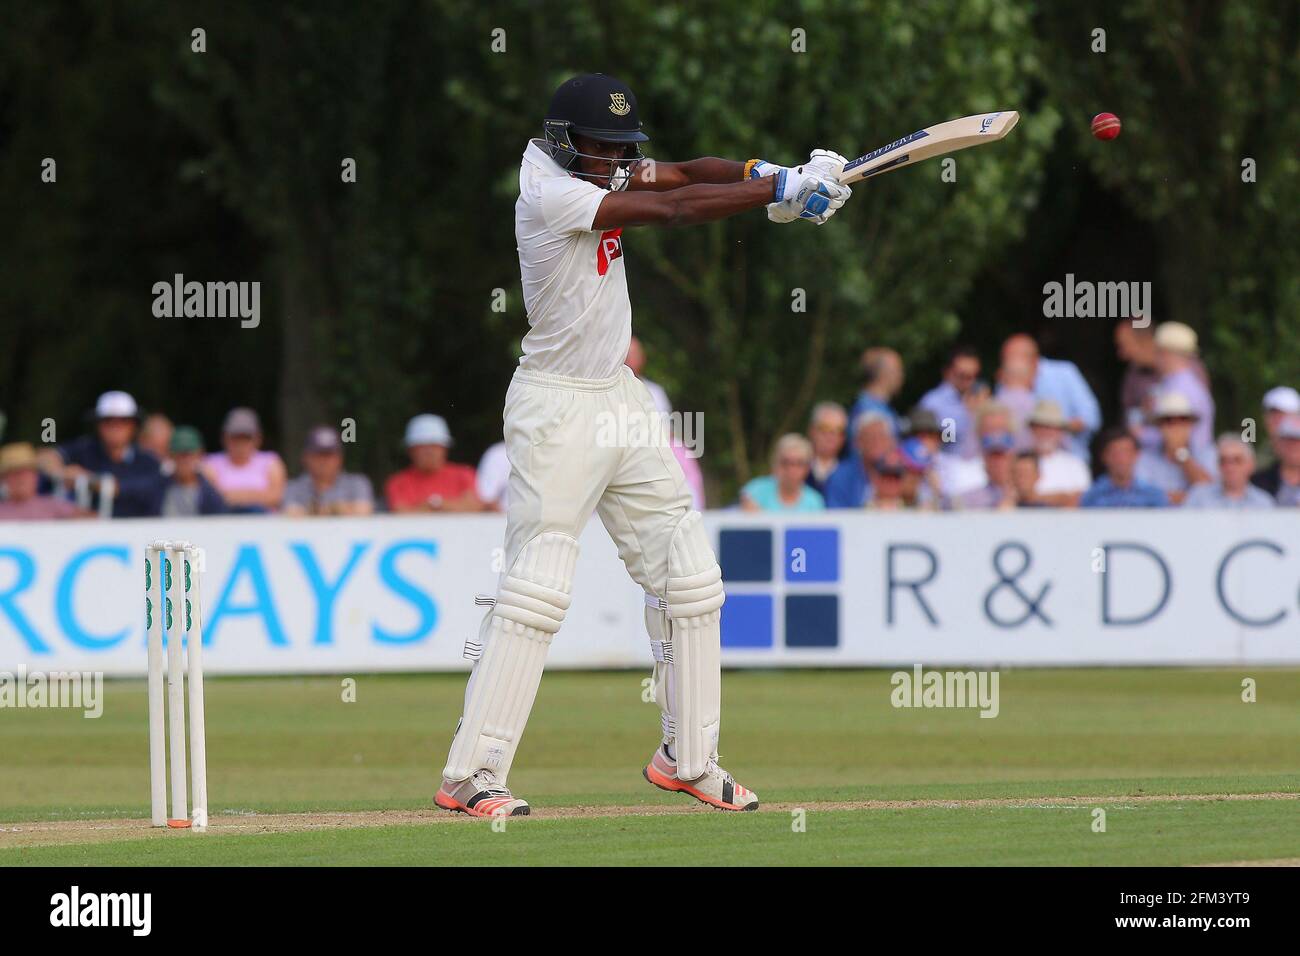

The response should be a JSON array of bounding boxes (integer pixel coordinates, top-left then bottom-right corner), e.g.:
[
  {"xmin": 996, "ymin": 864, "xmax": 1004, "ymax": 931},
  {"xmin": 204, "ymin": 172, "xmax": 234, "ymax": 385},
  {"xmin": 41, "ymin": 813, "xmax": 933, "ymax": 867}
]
[
  {"xmin": 1026, "ymin": 399, "xmax": 1091, "ymax": 507},
  {"xmin": 54, "ymin": 390, "xmax": 166, "ymax": 517},
  {"xmin": 1135, "ymin": 391, "xmax": 1217, "ymax": 504},
  {"xmin": 1152, "ymin": 322, "xmax": 1214, "ymax": 452},
  {"xmin": 0, "ymin": 443, "xmax": 87, "ymax": 520},
  {"xmin": 385, "ymin": 414, "xmax": 480, "ymax": 512}
]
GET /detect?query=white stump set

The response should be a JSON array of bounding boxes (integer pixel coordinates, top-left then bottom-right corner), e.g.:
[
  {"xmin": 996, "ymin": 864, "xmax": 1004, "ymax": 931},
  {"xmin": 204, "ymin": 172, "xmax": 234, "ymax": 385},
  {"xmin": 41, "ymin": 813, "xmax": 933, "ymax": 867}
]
[{"xmin": 145, "ymin": 540, "xmax": 208, "ymax": 830}]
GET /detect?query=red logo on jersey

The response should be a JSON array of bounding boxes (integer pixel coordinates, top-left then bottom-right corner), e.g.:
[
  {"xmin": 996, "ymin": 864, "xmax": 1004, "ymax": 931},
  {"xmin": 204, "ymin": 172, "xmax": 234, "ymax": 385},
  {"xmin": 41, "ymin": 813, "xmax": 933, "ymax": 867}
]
[{"xmin": 597, "ymin": 228, "xmax": 623, "ymax": 275}]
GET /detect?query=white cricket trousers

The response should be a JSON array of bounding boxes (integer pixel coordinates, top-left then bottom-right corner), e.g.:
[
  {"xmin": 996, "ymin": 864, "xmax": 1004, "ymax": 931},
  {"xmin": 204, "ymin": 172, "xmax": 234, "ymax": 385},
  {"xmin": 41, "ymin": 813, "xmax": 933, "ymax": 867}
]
[{"xmin": 500, "ymin": 365, "xmax": 693, "ymax": 591}]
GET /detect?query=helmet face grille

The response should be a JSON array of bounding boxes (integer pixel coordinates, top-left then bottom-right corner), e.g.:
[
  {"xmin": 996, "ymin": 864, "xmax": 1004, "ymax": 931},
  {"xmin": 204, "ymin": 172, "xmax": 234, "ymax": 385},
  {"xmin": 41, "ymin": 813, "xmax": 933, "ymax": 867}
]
[{"xmin": 541, "ymin": 113, "xmax": 644, "ymax": 190}]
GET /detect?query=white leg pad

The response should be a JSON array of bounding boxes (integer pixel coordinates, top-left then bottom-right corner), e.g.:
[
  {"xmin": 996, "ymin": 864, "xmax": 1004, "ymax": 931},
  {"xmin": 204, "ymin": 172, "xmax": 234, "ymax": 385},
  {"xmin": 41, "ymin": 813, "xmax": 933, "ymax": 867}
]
[
  {"xmin": 443, "ymin": 531, "xmax": 578, "ymax": 783},
  {"xmin": 649, "ymin": 511, "xmax": 724, "ymax": 781}
]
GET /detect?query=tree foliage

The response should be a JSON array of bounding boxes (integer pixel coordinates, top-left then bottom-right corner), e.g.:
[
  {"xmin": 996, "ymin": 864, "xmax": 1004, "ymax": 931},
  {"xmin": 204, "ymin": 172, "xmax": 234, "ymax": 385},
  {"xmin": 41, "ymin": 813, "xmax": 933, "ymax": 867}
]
[{"xmin": 0, "ymin": 0, "xmax": 1293, "ymax": 499}]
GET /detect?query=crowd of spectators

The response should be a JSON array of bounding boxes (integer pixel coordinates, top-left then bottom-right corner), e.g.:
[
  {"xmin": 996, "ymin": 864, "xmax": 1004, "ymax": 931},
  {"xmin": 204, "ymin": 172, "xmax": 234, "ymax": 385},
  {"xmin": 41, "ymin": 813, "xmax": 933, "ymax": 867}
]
[
  {"xmin": 0, "ymin": 388, "xmax": 488, "ymax": 522},
  {"xmin": 2, "ymin": 323, "xmax": 1297, "ymax": 521},
  {"xmin": 741, "ymin": 321, "xmax": 1299, "ymax": 513}
]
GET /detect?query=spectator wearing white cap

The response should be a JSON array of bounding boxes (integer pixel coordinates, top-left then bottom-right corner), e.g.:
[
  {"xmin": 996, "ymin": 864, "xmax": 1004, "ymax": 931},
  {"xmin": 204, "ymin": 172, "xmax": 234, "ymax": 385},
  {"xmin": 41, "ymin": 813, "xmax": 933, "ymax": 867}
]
[
  {"xmin": 1184, "ymin": 435, "xmax": 1274, "ymax": 509},
  {"xmin": 1251, "ymin": 413, "xmax": 1300, "ymax": 506},
  {"xmin": 1026, "ymin": 399, "xmax": 1090, "ymax": 507},
  {"xmin": 385, "ymin": 414, "xmax": 480, "ymax": 512},
  {"xmin": 203, "ymin": 406, "xmax": 287, "ymax": 513},
  {"xmin": 1259, "ymin": 386, "xmax": 1300, "ymax": 469},
  {"xmin": 1152, "ymin": 322, "xmax": 1214, "ymax": 452},
  {"xmin": 1135, "ymin": 392, "xmax": 1216, "ymax": 504},
  {"xmin": 53, "ymin": 390, "xmax": 166, "ymax": 517},
  {"xmin": 283, "ymin": 426, "xmax": 374, "ymax": 516}
]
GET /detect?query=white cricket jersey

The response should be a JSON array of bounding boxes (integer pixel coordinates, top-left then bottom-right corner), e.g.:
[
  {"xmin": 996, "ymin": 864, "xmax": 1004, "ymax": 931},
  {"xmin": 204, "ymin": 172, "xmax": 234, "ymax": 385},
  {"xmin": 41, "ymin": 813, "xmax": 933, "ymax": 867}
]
[{"xmin": 515, "ymin": 141, "xmax": 631, "ymax": 379}]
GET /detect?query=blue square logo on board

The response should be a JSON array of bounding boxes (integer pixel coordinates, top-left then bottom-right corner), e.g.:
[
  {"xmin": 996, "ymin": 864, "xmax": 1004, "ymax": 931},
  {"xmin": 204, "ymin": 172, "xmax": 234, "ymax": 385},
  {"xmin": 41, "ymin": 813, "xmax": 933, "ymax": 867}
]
[
  {"xmin": 718, "ymin": 529, "xmax": 772, "ymax": 582},
  {"xmin": 720, "ymin": 594, "xmax": 774, "ymax": 648}
]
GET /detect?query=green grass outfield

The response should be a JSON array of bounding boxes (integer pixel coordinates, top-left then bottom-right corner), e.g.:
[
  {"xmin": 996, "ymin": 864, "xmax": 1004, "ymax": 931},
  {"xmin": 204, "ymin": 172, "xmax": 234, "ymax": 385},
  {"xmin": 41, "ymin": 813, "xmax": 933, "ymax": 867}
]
[{"xmin": 1, "ymin": 669, "xmax": 1298, "ymax": 865}]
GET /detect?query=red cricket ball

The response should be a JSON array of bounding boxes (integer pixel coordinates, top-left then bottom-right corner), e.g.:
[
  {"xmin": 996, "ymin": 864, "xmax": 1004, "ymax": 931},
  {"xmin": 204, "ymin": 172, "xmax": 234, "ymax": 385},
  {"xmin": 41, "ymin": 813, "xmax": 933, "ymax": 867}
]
[{"xmin": 1091, "ymin": 112, "xmax": 1122, "ymax": 140}]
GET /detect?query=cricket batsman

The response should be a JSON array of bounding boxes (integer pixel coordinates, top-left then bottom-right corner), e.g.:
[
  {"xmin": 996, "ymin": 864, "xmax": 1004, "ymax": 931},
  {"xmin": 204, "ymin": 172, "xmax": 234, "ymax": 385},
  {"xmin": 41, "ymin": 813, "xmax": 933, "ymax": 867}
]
[{"xmin": 435, "ymin": 74, "xmax": 851, "ymax": 816}]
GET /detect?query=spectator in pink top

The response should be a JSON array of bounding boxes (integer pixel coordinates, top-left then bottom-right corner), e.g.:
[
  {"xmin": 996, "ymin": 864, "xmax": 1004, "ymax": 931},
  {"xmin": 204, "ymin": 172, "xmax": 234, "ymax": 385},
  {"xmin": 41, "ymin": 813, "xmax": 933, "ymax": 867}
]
[{"xmin": 203, "ymin": 407, "xmax": 287, "ymax": 513}]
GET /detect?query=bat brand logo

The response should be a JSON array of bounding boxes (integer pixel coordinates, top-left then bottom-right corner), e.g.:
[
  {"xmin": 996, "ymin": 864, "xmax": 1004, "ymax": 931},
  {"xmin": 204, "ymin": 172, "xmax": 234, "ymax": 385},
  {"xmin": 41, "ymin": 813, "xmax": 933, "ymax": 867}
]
[
  {"xmin": 980, "ymin": 113, "xmax": 999, "ymax": 133},
  {"xmin": 843, "ymin": 130, "xmax": 929, "ymax": 173},
  {"xmin": 597, "ymin": 228, "xmax": 623, "ymax": 275},
  {"xmin": 608, "ymin": 93, "xmax": 630, "ymax": 116}
]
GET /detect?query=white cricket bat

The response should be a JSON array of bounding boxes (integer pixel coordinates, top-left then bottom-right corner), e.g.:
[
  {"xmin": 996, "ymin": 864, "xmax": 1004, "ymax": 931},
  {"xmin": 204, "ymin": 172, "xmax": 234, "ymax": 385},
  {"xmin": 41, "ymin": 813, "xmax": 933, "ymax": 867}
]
[{"xmin": 836, "ymin": 111, "xmax": 1020, "ymax": 184}]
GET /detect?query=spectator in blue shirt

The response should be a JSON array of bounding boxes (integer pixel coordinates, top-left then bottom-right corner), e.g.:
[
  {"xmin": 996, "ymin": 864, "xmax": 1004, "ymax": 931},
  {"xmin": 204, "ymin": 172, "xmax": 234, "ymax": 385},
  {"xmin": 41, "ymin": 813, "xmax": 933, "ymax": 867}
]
[
  {"xmin": 53, "ymin": 391, "xmax": 165, "ymax": 517},
  {"xmin": 740, "ymin": 434, "xmax": 825, "ymax": 513},
  {"xmin": 824, "ymin": 412, "xmax": 895, "ymax": 508},
  {"xmin": 850, "ymin": 347, "xmax": 904, "ymax": 438},
  {"xmin": 1081, "ymin": 428, "xmax": 1169, "ymax": 508},
  {"xmin": 919, "ymin": 345, "xmax": 985, "ymax": 459},
  {"xmin": 1002, "ymin": 334, "xmax": 1101, "ymax": 461}
]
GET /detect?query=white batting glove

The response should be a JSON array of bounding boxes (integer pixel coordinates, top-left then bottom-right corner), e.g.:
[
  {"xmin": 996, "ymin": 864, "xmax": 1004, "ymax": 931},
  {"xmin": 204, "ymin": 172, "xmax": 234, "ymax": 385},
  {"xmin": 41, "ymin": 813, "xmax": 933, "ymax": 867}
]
[
  {"xmin": 767, "ymin": 164, "xmax": 851, "ymax": 225},
  {"xmin": 804, "ymin": 148, "xmax": 849, "ymax": 182}
]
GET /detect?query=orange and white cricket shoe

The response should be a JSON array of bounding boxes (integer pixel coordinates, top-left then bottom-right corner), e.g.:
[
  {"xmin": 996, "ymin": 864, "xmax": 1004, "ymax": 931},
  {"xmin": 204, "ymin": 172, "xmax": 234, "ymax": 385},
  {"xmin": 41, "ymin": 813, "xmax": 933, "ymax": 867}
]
[
  {"xmin": 643, "ymin": 744, "xmax": 758, "ymax": 811},
  {"xmin": 435, "ymin": 769, "xmax": 531, "ymax": 817}
]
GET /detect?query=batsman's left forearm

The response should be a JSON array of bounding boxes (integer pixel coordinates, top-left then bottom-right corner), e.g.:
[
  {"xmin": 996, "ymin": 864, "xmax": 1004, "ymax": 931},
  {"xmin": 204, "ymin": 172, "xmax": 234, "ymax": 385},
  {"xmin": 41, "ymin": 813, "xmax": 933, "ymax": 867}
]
[{"xmin": 629, "ymin": 157, "xmax": 746, "ymax": 191}]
